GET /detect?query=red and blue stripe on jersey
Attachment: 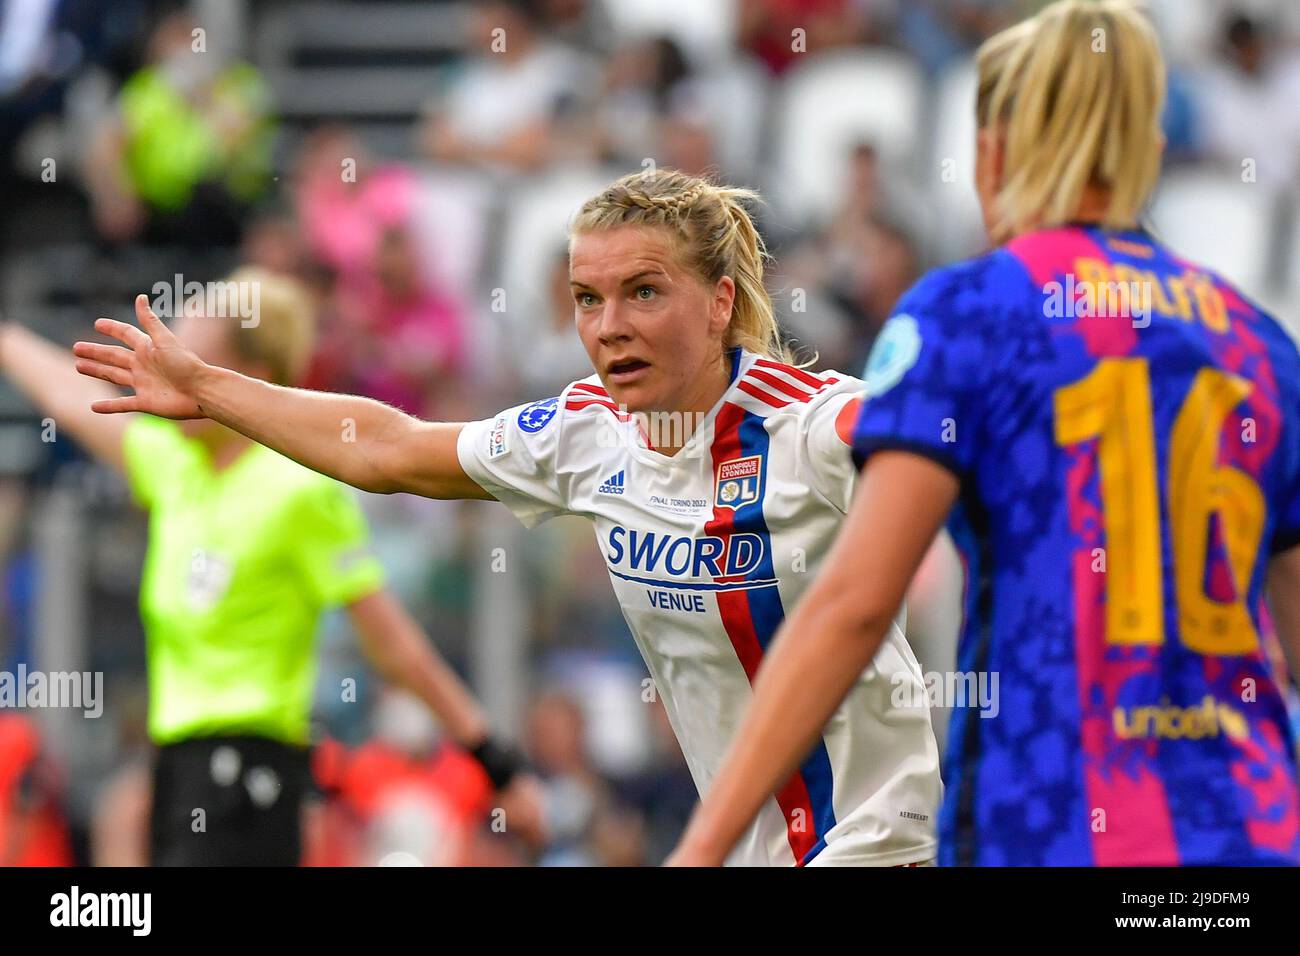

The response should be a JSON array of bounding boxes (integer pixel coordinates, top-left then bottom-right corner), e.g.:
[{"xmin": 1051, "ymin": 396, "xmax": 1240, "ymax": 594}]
[{"xmin": 705, "ymin": 399, "xmax": 839, "ymax": 865}]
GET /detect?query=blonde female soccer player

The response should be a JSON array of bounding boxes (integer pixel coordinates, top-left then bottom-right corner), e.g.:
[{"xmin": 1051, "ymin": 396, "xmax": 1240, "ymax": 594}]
[
  {"xmin": 670, "ymin": 0, "xmax": 1300, "ymax": 866},
  {"xmin": 1, "ymin": 269, "xmax": 540, "ymax": 865},
  {"xmin": 71, "ymin": 171, "xmax": 942, "ymax": 866}
]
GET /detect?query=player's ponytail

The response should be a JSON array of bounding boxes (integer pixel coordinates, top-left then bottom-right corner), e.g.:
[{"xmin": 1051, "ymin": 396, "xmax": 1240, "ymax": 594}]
[
  {"xmin": 975, "ymin": 0, "xmax": 1165, "ymax": 242},
  {"xmin": 571, "ymin": 169, "xmax": 794, "ymax": 363}
]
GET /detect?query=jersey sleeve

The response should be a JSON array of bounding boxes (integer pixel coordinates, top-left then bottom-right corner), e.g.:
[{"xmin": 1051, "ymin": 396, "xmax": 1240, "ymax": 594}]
[
  {"xmin": 121, "ymin": 415, "xmax": 192, "ymax": 509},
  {"xmin": 851, "ymin": 260, "xmax": 1009, "ymax": 480},
  {"xmin": 456, "ymin": 396, "xmax": 569, "ymax": 528},
  {"xmin": 799, "ymin": 384, "xmax": 867, "ymax": 513},
  {"xmin": 291, "ymin": 479, "xmax": 385, "ymax": 607}
]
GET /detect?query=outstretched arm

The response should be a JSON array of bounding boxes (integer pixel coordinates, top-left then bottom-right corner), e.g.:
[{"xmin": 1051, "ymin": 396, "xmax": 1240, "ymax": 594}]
[
  {"xmin": 668, "ymin": 451, "xmax": 959, "ymax": 865},
  {"xmin": 347, "ymin": 588, "xmax": 491, "ymax": 748},
  {"xmin": 346, "ymin": 587, "xmax": 547, "ymax": 842},
  {"xmin": 73, "ymin": 295, "xmax": 491, "ymax": 499},
  {"xmin": 0, "ymin": 321, "xmax": 131, "ymax": 471}
]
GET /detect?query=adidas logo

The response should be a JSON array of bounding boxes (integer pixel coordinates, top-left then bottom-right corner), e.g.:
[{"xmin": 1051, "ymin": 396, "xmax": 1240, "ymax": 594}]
[{"xmin": 597, "ymin": 470, "xmax": 626, "ymax": 496}]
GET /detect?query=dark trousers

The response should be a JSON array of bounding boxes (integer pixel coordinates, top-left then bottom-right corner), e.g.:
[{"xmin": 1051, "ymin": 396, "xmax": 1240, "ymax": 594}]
[{"xmin": 150, "ymin": 735, "xmax": 310, "ymax": 866}]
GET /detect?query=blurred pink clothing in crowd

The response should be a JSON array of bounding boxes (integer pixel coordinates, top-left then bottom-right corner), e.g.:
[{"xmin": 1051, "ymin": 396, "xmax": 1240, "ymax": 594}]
[
  {"xmin": 298, "ymin": 160, "xmax": 465, "ymax": 416},
  {"xmin": 299, "ymin": 163, "xmax": 413, "ymax": 274},
  {"xmin": 333, "ymin": 255, "xmax": 465, "ymax": 415}
]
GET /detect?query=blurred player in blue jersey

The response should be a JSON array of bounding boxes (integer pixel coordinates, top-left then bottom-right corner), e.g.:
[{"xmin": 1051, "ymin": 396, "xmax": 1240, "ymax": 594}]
[{"xmin": 671, "ymin": 0, "xmax": 1300, "ymax": 866}]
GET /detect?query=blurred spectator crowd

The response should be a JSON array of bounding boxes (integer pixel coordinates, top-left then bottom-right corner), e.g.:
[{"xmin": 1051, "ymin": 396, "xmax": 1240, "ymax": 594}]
[{"xmin": 2, "ymin": 0, "xmax": 1300, "ymax": 865}]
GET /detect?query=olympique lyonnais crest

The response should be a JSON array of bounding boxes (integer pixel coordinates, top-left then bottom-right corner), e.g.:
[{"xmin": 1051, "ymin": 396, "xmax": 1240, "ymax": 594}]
[{"xmin": 715, "ymin": 455, "xmax": 762, "ymax": 511}]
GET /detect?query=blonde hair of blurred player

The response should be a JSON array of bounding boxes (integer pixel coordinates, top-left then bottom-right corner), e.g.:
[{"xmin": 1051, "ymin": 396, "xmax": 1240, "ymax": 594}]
[
  {"xmin": 570, "ymin": 168, "xmax": 795, "ymax": 364},
  {"xmin": 221, "ymin": 266, "xmax": 316, "ymax": 386},
  {"xmin": 974, "ymin": 0, "xmax": 1165, "ymax": 244},
  {"xmin": 173, "ymin": 266, "xmax": 315, "ymax": 439}
]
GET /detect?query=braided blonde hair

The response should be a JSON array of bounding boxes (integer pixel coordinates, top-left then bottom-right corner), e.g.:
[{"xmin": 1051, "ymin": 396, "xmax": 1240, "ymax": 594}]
[{"xmin": 570, "ymin": 169, "xmax": 793, "ymax": 363}]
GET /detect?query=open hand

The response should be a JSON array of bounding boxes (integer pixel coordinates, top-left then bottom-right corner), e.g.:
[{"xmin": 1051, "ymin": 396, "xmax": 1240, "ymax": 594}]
[{"xmin": 73, "ymin": 294, "xmax": 209, "ymax": 419}]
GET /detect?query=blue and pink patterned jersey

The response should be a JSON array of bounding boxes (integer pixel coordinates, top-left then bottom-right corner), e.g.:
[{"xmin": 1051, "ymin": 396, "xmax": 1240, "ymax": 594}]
[{"xmin": 853, "ymin": 224, "xmax": 1300, "ymax": 865}]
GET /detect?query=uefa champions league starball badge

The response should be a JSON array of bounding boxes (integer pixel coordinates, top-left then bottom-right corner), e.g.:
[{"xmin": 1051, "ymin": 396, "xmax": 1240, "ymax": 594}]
[{"xmin": 517, "ymin": 397, "xmax": 560, "ymax": 433}]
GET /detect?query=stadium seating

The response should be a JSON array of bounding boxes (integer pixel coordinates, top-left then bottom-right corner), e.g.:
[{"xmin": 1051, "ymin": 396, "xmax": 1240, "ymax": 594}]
[
  {"xmin": 495, "ymin": 167, "xmax": 623, "ymax": 313},
  {"xmin": 927, "ymin": 56, "xmax": 986, "ymax": 262},
  {"xmin": 255, "ymin": 0, "xmax": 470, "ymax": 160},
  {"xmin": 769, "ymin": 48, "xmax": 926, "ymax": 225},
  {"xmin": 1148, "ymin": 168, "xmax": 1277, "ymax": 303},
  {"xmin": 695, "ymin": 55, "xmax": 772, "ymax": 185},
  {"xmin": 601, "ymin": 0, "xmax": 739, "ymax": 61},
  {"xmin": 1145, "ymin": 0, "xmax": 1220, "ymax": 65},
  {"xmin": 410, "ymin": 166, "xmax": 495, "ymax": 301}
]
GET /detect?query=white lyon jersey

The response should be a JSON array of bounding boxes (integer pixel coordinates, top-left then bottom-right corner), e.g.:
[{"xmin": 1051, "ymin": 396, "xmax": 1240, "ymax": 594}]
[{"xmin": 458, "ymin": 349, "xmax": 941, "ymax": 865}]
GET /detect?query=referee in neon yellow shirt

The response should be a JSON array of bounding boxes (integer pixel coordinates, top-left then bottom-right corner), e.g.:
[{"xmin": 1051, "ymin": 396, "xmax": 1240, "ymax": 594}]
[{"xmin": 0, "ymin": 269, "xmax": 541, "ymax": 864}]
